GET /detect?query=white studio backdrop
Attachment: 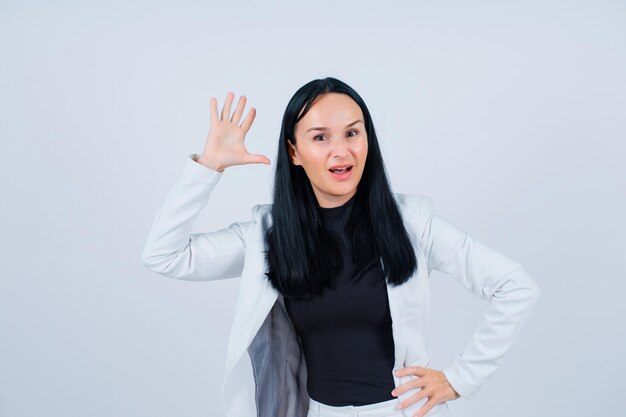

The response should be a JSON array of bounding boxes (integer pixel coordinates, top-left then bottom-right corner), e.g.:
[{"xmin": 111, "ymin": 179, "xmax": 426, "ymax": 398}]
[{"xmin": 1, "ymin": 1, "xmax": 624, "ymax": 416}]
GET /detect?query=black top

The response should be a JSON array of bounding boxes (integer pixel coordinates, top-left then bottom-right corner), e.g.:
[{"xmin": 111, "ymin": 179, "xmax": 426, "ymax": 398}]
[{"xmin": 283, "ymin": 194, "xmax": 396, "ymax": 406}]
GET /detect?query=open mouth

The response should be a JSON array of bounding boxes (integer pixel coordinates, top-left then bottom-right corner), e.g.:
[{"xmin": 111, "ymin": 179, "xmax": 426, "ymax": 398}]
[{"xmin": 328, "ymin": 166, "xmax": 353, "ymax": 174}]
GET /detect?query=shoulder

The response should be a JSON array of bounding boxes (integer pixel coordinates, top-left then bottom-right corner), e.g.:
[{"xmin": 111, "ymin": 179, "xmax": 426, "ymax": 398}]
[
  {"xmin": 392, "ymin": 192, "xmax": 434, "ymax": 222},
  {"xmin": 252, "ymin": 203, "xmax": 273, "ymax": 216},
  {"xmin": 250, "ymin": 203, "xmax": 274, "ymax": 228}
]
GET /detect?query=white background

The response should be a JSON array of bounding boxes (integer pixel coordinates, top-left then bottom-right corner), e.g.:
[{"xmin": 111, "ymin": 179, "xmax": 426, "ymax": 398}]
[{"xmin": 1, "ymin": 1, "xmax": 624, "ymax": 416}]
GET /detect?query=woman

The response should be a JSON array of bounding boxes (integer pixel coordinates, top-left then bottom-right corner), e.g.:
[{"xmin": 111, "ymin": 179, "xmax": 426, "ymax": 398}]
[{"xmin": 141, "ymin": 77, "xmax": 541, "ymax": 417}]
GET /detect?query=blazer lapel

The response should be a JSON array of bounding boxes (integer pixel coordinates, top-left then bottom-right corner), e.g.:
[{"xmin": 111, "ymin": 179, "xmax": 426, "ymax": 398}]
[{"xmin": 224, "ymin": 215, "xmax": 279, "ymax": 371}]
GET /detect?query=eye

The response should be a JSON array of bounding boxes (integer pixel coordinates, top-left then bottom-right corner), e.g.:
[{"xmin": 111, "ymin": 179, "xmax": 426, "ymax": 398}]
[
  {"xmin": 313, "ymin": 134, "xmax": 326, "ymax": 142},
  {"xmin": 347, "ymin": 129, "xmax": 358, "ymax": 137}
]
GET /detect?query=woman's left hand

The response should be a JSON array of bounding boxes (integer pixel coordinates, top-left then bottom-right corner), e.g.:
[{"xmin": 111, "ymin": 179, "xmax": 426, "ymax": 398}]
[{"xmin": 391, "ymin": 365, "xmax": 461, "ymax": 417}]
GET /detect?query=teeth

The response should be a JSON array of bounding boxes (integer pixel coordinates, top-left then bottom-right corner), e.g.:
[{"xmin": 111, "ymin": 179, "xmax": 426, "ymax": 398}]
[{"xmin": 330, "ymin": 167, "xmax": 349, "ymax": 172}]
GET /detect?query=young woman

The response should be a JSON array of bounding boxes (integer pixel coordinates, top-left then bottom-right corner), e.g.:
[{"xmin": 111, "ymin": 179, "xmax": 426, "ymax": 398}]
[{"xmin": 141, "ymin": 77, "xmax": 541, "ymax": 417}]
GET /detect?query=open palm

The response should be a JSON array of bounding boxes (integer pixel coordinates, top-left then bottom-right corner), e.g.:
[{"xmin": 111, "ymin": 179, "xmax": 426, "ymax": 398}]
[{"xmin": 199, "ymin": 92, "xmax": 270, "ymax": 172}]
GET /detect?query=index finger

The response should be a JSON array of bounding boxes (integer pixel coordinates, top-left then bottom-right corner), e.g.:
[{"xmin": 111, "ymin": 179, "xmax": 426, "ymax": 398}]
[{"xmin": 239, "ymin": 107, "xmax": 256, "ymax": 133}]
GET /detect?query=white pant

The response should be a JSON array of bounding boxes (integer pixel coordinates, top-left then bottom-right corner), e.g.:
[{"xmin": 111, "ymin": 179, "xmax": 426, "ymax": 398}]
[{"xmin": 306, "ymin": 397, "xmax": 404, "ymax": 417}]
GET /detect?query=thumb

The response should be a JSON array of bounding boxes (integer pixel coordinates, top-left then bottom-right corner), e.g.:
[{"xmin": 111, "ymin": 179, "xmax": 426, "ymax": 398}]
[{"xmin": 243, "ymin": 153, "xmax": 271, "ymax": 166}]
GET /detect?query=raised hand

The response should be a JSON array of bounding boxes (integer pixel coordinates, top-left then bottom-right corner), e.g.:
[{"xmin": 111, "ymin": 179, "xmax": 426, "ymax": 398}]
[{"xmin": 197, "ymin": 92, "xmax": 270, "ymax": 172}]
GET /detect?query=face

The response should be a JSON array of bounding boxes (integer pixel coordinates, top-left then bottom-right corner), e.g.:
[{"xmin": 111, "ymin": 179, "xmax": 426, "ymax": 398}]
[{"xmin": 288, "ymin": 92, "xmax": 368, "ymax": 208}]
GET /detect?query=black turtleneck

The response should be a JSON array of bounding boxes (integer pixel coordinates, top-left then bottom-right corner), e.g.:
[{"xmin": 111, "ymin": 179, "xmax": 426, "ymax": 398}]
[{"xmin": 283, "ymin": 194, "xmax": 396, "ymax": 406}]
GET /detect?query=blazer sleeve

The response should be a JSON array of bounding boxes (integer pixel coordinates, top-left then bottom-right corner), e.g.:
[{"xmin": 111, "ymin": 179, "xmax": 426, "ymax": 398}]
[
  {"xmin": 415, "ymin": 195, "xmax": 541, "ymax": 400},
  {"xmin": 140, "ymin": 153, "xmax": 254, "ymax": 281}
]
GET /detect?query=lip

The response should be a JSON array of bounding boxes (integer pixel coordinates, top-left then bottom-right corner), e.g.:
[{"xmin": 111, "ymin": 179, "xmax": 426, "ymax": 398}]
[
  {"xmin": 328, "ymin": 164, "xmax": 352, "ymax": 170},
  {"xmin": 328, "ymin": 164, "xmax": 352, "ymax": 169},
  {"xmin": 328, "ymin": 165, "xmax": 353, "ymax": 181}
]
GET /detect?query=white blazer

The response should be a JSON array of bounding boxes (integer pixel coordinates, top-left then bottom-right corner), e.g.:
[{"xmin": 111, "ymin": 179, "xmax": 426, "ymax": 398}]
[{"xmin": 141, "ymin": 154, "xmax": 541, "ymax": 417}]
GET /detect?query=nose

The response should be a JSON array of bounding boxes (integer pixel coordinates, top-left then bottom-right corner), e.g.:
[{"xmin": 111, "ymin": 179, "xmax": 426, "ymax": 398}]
[{"xmin": 330, "ymin": 137, "xmax": 350, "ymax": 158}]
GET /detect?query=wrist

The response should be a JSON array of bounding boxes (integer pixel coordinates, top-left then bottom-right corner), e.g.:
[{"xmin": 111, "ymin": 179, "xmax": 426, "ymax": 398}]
[{"xmin": 195, "ymin": 154, "xmax": 225, "ymax": 172}]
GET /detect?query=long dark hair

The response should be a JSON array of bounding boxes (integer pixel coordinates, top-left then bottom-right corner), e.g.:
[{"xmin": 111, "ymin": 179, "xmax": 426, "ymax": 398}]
[{"xmin": 264, "ymin": 77, "xmax": 417, "ymax": 299}]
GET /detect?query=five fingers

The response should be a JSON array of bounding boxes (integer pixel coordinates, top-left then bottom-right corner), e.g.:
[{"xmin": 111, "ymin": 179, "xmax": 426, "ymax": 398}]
[{"xmin": 207, "ymin": 91, "xmax": 266, "ymax": 166}]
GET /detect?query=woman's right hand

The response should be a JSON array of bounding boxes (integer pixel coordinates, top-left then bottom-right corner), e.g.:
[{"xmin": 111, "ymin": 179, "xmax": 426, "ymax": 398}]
[{"xmin": 197, "ymin": 92, "xmax": 270, "ymax": 172}]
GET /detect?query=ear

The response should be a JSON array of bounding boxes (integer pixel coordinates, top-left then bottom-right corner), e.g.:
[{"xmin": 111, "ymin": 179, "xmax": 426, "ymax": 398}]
[{"xmin": 287, "ymin": 139, "xmax": 301, "ymax": 166}]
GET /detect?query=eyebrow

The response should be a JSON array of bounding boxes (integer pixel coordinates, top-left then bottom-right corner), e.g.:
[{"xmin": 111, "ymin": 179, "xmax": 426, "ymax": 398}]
[{"xmin": 306, "ymin": 119, "xmax": 364, "ymax": 133}]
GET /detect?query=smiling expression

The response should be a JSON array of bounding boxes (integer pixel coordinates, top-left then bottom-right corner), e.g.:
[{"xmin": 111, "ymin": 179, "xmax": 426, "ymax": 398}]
[{"xmin": 288, "ymin": 93, "xmax": 368, "ymax": 208}]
